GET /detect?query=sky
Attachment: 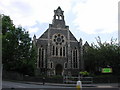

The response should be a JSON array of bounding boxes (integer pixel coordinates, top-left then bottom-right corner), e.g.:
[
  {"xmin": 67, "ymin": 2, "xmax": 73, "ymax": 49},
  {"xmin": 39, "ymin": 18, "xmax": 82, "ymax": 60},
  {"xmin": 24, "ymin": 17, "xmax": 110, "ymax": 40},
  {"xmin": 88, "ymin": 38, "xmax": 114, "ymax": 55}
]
[{"xmin": 0, "ymin": 0, "xmax": 119, "ymax": 44}]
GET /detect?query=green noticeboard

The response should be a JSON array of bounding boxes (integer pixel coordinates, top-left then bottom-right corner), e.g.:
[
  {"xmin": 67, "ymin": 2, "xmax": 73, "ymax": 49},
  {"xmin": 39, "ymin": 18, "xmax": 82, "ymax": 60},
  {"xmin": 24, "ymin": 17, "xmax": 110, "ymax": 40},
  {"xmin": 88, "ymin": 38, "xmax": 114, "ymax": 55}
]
[{"xmin": 102, "ymin": 68, "xmax": 112, "ymax": 73}]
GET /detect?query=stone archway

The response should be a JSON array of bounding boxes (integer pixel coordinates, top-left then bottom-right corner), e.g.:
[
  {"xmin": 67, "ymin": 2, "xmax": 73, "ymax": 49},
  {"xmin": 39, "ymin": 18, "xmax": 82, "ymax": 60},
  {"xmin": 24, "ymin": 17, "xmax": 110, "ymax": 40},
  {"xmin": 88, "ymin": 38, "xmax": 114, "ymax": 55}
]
[{"xmin": 55, "ymin": 64, "xmax": 63, "ymax": 75}]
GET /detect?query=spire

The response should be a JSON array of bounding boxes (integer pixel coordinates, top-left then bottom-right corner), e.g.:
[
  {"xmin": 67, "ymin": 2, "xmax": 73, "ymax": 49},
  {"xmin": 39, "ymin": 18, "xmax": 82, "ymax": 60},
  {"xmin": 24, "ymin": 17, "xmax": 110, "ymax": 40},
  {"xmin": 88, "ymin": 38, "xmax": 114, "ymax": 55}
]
[{"xmin": 52, "ymin": 6, "xmax": 66, "ymax": 28}]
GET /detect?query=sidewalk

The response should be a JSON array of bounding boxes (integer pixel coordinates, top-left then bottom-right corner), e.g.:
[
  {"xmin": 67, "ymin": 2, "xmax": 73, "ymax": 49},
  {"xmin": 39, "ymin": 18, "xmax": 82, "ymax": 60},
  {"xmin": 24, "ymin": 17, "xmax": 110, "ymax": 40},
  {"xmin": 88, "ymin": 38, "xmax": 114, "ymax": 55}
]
[
  {"xmin": 3, "ymin": 80, "xmax": 119, "ymax": 88},
  {"xmin": 23, "ymin": 81, "xmax": 119, "ymax": 88}
]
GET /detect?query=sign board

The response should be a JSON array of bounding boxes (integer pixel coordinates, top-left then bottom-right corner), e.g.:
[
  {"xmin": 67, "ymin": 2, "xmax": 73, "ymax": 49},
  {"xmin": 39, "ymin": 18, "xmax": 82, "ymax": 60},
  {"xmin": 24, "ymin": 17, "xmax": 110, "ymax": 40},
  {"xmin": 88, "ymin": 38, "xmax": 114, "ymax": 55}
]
[{"xmin": 102, "ymin": 68, "xmax": 112, "ymax": 73}]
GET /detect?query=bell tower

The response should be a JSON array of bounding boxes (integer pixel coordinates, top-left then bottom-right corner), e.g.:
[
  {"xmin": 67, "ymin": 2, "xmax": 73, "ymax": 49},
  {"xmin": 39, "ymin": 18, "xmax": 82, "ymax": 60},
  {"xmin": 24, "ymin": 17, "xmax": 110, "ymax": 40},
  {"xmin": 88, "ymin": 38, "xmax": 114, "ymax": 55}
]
[{"xmin": 52, "ymin": 6, "xmax": 66, "ymax": 28}]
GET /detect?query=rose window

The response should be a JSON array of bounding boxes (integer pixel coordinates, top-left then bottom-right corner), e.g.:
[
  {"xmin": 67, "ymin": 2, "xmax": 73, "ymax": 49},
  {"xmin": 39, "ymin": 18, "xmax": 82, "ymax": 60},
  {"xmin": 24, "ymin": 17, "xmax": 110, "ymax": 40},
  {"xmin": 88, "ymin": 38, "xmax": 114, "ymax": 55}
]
[{"xmin": 52, "ymin": 34, "xmax": 66, "ymax": 45}]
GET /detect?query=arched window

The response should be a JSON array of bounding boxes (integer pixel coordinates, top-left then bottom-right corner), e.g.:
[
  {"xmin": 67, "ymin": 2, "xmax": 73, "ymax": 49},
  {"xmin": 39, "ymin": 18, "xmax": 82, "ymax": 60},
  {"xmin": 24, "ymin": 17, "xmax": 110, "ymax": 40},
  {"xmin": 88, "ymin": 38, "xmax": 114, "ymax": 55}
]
[
  {"xmin": 52, "ymin": 46, "xmax": 55, "ymax": 55},
  {"xmin": 59, "ymin": 15, "xmax": 62, "ymax": 20},
  {"xmin": 72, "ymin": 48, "xmax": 78, "ymax": 69},
  {"xmin": 64, "ymin": 62, "xmax": 67, "ymax": 69},
  {"xmin": 73, "ymin": 50, "xmax": 75, "ymax": 68},
  {"xmin": 63, "ymin": 47, "xmax": 65, "ymax": 56},
  {"xmin": 56, "ymin": 15, "xmax": 59, "ymax": 19},
  {"xmin": 52, "ymin": 46, "xmax": 66, "ymax": 57},
  {"xmin": 71, "ymin": 50, "xmax": 73, "ymax": 68},
  {"xmin": 50, "ymin": 62, "xmax": 53, "ymax": 69},
  {"xmin": 60, "ymin": 47, "xmax": 62, "ymax": 56},
  {"xmin": 41, "ymin": 48, "xmax": 44, "ymax": 68},
  {"xmin": 39, "ymin": 47, "xmax": 45, "ymax": 68},
  {"xmin": 75, "ymin": 49, "xmax": 78, "ymax": 68},
  {"xmin": 56, "ymin": 47, "xmax": 58, "ymax": 56},
  {"xmin": 52, "ymin": 33, "xmax": 66, "ymax": 57},
  {"xmin": 39, "ymin": 48, "xmax": 41, "ymax": 68}
]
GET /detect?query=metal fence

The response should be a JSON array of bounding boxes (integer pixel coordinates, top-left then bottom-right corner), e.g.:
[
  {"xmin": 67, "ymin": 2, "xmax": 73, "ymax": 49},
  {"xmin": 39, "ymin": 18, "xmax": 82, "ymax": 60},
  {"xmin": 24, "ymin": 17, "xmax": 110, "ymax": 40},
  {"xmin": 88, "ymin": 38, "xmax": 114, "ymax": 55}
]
[
  {"xmin": 63, "ymin": 76, "xmax": 93, "ymax": 84},
  {"xmin": 63, "ymin": 76, "xmax": 120, "ymax": 84}
]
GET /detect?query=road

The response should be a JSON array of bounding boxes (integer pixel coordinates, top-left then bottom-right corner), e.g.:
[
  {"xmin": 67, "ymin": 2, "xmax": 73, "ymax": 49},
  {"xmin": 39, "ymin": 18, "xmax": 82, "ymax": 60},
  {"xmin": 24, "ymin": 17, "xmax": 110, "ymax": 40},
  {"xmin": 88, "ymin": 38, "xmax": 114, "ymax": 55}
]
[{"xmin": 2, "ymin": 81, "xmax": 120, "ymax": 90}]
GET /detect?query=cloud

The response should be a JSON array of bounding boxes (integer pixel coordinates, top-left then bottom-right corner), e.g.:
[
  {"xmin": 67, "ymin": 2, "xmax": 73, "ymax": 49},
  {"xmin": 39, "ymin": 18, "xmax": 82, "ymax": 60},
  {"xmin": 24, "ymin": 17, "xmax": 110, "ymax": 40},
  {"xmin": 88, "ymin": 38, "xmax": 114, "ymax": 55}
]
[
  {"xmin": 29, "ymin": 27, "xmax": 39, "ymax": 33},
  {"xmin": 72, "ymin": 0, "xmax": 118, "ymax": 34},
  {"xmin": 0, "ymin": 0, "xmax": 35, "ymax": 26},
  {"xmin": 0, "ymin": 0, "xmax": 73, "ymax": 24},
  {"xmin": 28, "ymin": 27, "xmax": 39, "ymax": 34},
  {"xmin": 0, "ymin": 0, "xmax": 73, "ymax": 35},
  {"xmin": 0, "ymin": 0, "xmax": 119, "ymax": 36}
]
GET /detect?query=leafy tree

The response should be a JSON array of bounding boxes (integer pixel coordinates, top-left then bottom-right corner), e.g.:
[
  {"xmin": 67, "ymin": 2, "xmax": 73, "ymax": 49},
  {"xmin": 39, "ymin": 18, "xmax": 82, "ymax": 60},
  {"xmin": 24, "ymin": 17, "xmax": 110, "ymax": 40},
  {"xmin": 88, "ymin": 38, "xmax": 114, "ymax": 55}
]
[
  {"xmin": 2, "ymin": 15, "xmax": 37, "ymax": 76},
  {"xmin": 84, "ymin": 36, "xmax": 119, "ymax": 75}
]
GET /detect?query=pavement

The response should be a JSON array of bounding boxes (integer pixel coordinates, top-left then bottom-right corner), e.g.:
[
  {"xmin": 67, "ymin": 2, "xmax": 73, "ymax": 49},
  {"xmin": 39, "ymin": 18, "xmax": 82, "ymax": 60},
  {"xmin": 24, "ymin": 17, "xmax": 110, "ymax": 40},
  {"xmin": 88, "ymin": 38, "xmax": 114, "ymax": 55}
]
[{"xmin": 11, "ymin": 80, "xmax": 119, "ymax": 88}]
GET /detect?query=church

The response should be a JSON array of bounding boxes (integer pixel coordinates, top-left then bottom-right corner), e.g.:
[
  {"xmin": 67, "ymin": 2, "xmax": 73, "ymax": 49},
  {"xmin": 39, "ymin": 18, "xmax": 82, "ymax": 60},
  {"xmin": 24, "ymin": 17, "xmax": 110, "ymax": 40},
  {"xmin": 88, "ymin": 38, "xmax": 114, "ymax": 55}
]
[{"xmin": 33, "ymin": 7, "xmax": 88, "ymax": 76}]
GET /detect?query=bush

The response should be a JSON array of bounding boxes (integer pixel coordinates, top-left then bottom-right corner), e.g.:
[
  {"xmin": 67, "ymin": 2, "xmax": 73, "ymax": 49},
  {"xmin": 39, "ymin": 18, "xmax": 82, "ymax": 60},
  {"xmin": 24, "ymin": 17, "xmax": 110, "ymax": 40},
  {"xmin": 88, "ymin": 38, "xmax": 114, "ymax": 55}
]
[{"xmin": 79, "ymin": 71, "xmax": 90, "ymax": 76}]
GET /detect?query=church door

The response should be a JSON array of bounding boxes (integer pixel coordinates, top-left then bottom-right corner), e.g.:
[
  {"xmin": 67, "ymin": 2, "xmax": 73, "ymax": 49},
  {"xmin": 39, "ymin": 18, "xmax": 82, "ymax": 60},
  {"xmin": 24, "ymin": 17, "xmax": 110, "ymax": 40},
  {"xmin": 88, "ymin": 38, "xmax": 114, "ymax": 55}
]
[{"xmin": 55, "ymin": 64, "xmax": 63, "ymax": 75}]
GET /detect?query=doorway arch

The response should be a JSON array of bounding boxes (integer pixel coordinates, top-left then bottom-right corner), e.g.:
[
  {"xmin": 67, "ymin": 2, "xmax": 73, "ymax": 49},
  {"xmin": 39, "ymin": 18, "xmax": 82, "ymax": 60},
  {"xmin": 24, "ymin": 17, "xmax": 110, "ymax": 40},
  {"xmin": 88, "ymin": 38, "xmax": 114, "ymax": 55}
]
[{"xmin": 55, "ymin": 64, "xmax": 63, "ymax": 75}]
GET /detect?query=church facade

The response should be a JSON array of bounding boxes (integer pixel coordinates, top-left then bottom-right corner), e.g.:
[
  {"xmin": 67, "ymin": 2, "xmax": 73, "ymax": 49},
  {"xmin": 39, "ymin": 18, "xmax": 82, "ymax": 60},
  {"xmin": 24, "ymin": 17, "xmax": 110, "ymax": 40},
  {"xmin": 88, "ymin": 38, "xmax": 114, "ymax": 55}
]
[{"xmin": 33, "ymin": 7, "xmax": 85, "ymax": 76}]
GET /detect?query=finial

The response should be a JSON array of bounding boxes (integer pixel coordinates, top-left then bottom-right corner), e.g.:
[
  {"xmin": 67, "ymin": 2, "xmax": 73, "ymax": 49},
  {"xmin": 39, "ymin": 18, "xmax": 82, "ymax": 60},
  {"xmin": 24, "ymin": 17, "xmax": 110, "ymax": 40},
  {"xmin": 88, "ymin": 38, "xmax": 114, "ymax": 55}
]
[
  {"xmin": 79, "ymin": 38, "xmax": 82, "ymax": 42},
  {"xmin": 84, "ymin": 41, "xmax": 89, "ymax": 46},
  {"xmin": 58, "ymin": 6, "xmax": 61, "ymax": 9},
  {"xmin": 33, "ymin": 34, "xmax": 36, "ymax": 37},
  {"xmin": 33, "ymin": 34, "xmax": 36, "ymax": 40},
  {"xmin": 79, "ymin": 38, "xmax": 82, "ymax": 46}
]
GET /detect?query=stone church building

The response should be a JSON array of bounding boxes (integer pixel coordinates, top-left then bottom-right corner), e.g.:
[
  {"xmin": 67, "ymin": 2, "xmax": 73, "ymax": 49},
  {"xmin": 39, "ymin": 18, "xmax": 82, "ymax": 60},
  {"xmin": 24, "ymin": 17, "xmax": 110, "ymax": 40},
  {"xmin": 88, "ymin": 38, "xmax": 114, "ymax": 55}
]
[{"xmin": 33, "ymin": 7, "xmax": 87, "ymax": 76}]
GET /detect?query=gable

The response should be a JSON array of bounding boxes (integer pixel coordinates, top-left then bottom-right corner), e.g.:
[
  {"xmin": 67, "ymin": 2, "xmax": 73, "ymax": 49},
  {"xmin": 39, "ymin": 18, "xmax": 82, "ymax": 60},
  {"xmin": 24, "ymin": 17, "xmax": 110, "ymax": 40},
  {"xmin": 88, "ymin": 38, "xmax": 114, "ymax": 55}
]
[
  {"xmin": 38, "ymin": 29, "xmax": 48, "ymax": 39},
  {"xmin": 69, "ymin": 31, "xmax": 78, "ymax": 42}
]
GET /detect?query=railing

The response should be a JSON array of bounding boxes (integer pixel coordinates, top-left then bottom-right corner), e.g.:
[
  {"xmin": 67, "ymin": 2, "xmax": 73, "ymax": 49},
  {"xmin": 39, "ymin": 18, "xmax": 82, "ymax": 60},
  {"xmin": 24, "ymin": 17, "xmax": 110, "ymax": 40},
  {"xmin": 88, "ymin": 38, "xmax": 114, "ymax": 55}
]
[{"xmin": 63, "ymin": 76, "xmax": 93, "ymax": 84}]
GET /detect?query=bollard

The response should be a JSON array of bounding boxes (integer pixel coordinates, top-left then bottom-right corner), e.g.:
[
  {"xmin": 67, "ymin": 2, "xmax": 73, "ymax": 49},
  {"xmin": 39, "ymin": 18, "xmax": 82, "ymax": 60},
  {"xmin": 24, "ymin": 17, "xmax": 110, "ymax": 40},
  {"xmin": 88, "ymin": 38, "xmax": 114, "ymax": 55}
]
[{"xmin": 76, "ymin": 81, "xmax": 82, "ymax": 90}]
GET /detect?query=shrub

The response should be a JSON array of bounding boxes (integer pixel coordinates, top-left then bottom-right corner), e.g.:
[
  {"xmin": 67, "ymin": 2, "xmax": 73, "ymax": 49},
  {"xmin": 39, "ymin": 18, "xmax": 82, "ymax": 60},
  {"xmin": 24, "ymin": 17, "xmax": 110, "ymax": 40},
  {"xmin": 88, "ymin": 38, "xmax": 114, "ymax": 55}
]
[{"xmin": 79, "ymin": 71, "xmax": 90, "ymax": 76}]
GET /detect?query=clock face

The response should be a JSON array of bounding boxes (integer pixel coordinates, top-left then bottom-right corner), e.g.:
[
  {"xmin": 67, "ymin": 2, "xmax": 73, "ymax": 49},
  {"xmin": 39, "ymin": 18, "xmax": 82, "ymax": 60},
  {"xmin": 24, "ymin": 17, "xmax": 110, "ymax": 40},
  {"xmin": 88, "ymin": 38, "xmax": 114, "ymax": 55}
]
[{"xmin": 52, "ymin": 33, "xmax": 66, "ymax": 46}]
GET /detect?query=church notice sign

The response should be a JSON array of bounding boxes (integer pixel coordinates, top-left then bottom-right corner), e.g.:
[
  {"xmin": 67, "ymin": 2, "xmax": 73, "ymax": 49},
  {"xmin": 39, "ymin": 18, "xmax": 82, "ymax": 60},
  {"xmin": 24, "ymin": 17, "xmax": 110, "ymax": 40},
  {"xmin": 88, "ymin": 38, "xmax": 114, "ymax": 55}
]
[{"xmin": 102, "ymin": 68, "xmax": 112, "ymax": 73}]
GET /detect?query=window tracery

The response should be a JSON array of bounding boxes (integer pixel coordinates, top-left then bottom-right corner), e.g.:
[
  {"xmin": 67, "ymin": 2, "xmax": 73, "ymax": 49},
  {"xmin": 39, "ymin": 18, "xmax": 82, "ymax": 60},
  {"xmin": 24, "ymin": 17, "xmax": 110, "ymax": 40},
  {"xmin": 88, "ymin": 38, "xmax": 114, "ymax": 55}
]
[
  {"xmin": 52, "ymin": 33, "xmax": 66, "ymax": 57},
  {"xmin": 72, "ymin": 48, "xmax": 78, "ymax": 69},
  {"xmin": 52, "ymin": 33, "xmax": 66, "ymax": 46}
]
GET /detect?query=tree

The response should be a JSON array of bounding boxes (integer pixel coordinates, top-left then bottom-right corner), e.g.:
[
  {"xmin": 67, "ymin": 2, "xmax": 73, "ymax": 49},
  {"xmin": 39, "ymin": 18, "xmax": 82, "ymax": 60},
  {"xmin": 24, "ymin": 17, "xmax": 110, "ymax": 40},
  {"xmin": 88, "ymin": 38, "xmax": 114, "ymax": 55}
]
[
  {"xmin": 2, "ymin": 15, "xmax": 37, "ymax": 76},
  {"xmin": 84, "ymin": 36, "xmax": 119, "ymax": 75}
]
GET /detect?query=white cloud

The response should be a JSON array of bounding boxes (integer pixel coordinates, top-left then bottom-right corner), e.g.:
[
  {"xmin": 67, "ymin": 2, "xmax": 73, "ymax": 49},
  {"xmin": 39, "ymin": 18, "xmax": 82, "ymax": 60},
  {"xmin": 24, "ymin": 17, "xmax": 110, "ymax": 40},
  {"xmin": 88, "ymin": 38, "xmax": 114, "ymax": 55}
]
[
  {"xmin": 0, "ymin": 0, "xmax": 73, "ymax": 34},
  {"xmin": 28, "ymin": 27, "xmax": 39, "ymax": 34},
  {"xmin": 72, "ymin": 0, "xmax": 118, "ymax": 34},
  {"xmin": 0, "ymin": 0, "xmax": 72, "ymax": 25},
  {"xmin": 0, "ymin": 0, "xmax": 119, "ymax": 36}
]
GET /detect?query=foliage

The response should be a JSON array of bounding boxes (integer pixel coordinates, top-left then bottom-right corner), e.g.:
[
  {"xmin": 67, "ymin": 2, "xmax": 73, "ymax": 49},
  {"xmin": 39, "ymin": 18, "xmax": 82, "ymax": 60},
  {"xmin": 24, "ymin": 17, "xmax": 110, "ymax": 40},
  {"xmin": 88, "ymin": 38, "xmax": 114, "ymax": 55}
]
[
  {"xmin": 79, "ymin": 71, "xmax": 90, "ymax": 76},
  {"xmin": 2, "ymin": 14, "xmax": 37, "ymax": 76},
  {"xmin": 84, "ymin": 36, "xmax": 119, "ymax": 76}
]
